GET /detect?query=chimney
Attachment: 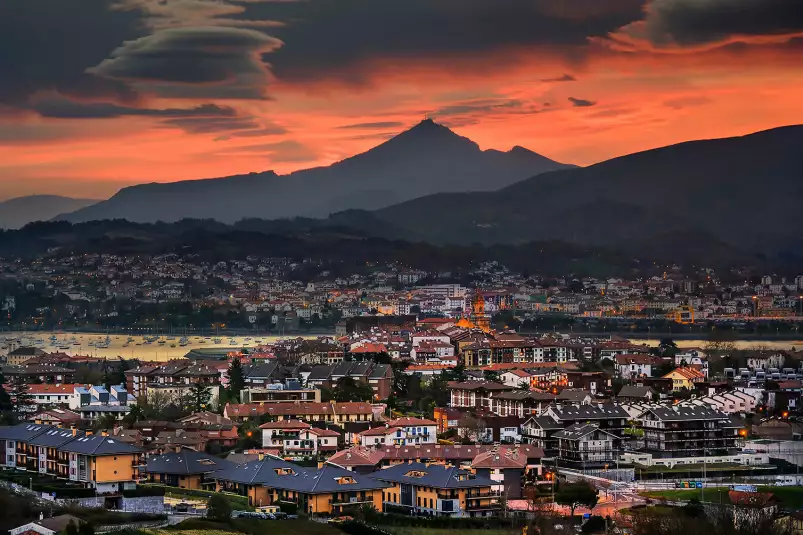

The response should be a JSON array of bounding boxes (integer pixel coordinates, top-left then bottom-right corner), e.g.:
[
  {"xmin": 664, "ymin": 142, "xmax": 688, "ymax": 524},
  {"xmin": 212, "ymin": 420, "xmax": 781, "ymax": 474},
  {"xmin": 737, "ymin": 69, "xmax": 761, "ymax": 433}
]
[
  {"xmin": 72, "ymin": 428, "xmax": 77, "ymax": 436},
  {"xmin": 86, "ymin": 431, "xmax": 93, "ymax": 436},
  {"xmin": 39, "ymin": 512, "xmax": 44, "ymax": 521},
  {"xmin": 101, "ymin": 431, "xmax": 109, "ymax": 437}
]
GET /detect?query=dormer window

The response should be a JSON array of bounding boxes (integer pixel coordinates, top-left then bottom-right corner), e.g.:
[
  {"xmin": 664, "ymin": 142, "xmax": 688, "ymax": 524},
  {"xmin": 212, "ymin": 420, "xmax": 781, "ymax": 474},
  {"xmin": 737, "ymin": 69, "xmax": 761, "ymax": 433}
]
[
  {"xmin": 274, "ymin": 468, "xmax": 295, "ymax": 476},
  {"xmin": 337, "ymin": 476, "xmax": 356, "ymax": 485},
  {"xmin": 404, "ymin": 470, "xmax": 426, "ymax": 478}
]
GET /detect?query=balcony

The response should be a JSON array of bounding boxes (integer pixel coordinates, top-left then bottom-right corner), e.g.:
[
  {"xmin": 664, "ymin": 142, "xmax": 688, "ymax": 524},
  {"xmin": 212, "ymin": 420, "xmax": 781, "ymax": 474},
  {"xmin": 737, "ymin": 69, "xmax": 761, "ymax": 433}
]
[
  {"xmin": 464, "ymin": 491, "xmax": 502, "ymax": 500},
  {"xmin": 465, "ymin": 501, "xmax": 501, "ymax": 511}
]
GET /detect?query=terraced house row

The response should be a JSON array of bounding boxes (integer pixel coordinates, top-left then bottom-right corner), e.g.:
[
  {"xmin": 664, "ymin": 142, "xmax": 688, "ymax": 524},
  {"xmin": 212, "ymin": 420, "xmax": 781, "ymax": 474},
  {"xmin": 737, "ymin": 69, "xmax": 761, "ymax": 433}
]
[
  {"xmin": 143, "ymin": 447, "xmax": 500, "ymax": 517},
  {"xmin": 0, "ymin": 423, "xmax": 144, "ymax": 494}
]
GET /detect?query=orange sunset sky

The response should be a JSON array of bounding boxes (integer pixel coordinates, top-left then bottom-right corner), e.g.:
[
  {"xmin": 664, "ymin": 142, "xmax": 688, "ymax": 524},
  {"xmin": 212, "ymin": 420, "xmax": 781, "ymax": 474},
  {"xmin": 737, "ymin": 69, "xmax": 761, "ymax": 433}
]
[{"xmin": 1, "ymin": 0, "xmax": 802, "ymax": 200}]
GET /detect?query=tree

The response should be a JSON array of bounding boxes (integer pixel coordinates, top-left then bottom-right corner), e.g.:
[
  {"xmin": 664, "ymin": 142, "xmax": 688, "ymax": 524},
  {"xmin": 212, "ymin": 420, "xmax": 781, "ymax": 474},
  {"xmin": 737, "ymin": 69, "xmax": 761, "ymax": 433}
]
[
  {"xmin": 187, "ymin": 382, "xmax": 212, "ymax": 413},
  {"xmin": 333, "ymin": 377, "xmax": 374, "ymax": 402},
  {"xmin": 93, "ymin": 413, "xmax": 119, "ymax": 432},
  {"xmin": 483, "ymin": 370, "xmax": 501, "ymax": 383},
  {"xmin": 516, "ymin": 380, "xmax": 531, "ymax": 391},
  {"xmin": 65, "ymin": 520, "xmax": 79, "ymax": 535},
  {"xmin": 9, "ymin": 376, "xmax": 33, "ymax": 419},
  {"xmin": 122, "ymin": 404, "xmax": 145, "ymax": 427},
  {"xmin": 78, "ymin": 521, "xmax": 94, "ymax": 535},
  {"xmin": 555, "ymin": 482, "xmax": 598, "ymax": 518},
  {"xmin": 457, "ymin": 414, "xmax": 487, "ymax": 443},
  {"xmin": 227, "ymin": 358, "xmax": 245, "ymax": 403},
  {"xmin": 207, "ymin": 494, "xmax": 232, "ymax": 522}
]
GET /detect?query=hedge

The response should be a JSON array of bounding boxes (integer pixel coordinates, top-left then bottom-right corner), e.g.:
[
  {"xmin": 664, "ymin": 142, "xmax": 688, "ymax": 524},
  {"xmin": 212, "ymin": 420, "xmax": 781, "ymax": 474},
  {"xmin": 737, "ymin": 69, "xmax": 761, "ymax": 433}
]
[
  {"xmin": 122, "ymin": 486, "xmax": 165, "ymax": 498},
  {"xmin": 361, "ymin": 510, "xmax": 520, "ymax": 530}
]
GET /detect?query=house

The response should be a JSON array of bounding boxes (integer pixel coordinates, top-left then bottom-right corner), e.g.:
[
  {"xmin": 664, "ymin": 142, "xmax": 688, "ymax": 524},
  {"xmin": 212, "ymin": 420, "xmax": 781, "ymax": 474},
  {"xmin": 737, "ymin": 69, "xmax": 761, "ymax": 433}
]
[
  {"xmin": 544, "ymin": 404, "xmax": 629, "ymax": 438},
  {"xmin": 489, "ymin": 391, "xmax": 555, "ymax": 418},
  {"xmin": 523, "ymin": 415, "xmax": 564, "ymax": 451},
  {"xmin": 211, "ymin": 456, "xmax": 390, "ymax": 515},
  {"xmin": 554, "ymin": 423, "xmax": 619, "ymax": 467},
  {"xmin": 556, "ymin": 389, "xmax": 593, "ymax": 405},
  {"xmin": 386, "ymin": 417, "xmax": 438, "ymax": 444},
  {"xmin": 617, "ymin": 385, "xmax": 656, "ymax": 402},
  {"xmin": 25, "ymin": 384, "xmax": 80, "ymax": 408},
  {"xmin": 5, "ymin": 347, "xmax": 47, "ymax": 366},
  {"xmin": 144, "ymin": 447, "xmax": 232, "ymax": 489},
  {"xmin": 638, "ymin": 405, "xmax": 741, "ymax": 467},
  {"xmin": 448, "ymin": 381, "xmax": 512, "ymax": 410},
  {"xmin": 224, "ymin": 401, "xmax": 381, "ymax": 424},
  {"xmin": 472, "ymin": 445, "xmax": 540, "ymax": 499},
  {"xmin": 9, "ymin": 514, "xmax": 83, "ymax": 535},
  {"xmin": 70, "ymin": 385, "xmax": 135, "ymax": 421},
  {"xmin": 31, "ymin": 408, "xmax": 82, "ymax": 427},
  {"xmin": 616, "ymin": 354, "xmax": 661, "ymax": 379},
  {"xmin": 663, "ymin": 367, "xmax": 706, "ymax": 391},
  {"xmin": 371, "ymin": 461, "xmax": 500, "ymax": 517},
  {"xmin": 259, "ymin": 420, "xmax": 340, "ymax": 458}
]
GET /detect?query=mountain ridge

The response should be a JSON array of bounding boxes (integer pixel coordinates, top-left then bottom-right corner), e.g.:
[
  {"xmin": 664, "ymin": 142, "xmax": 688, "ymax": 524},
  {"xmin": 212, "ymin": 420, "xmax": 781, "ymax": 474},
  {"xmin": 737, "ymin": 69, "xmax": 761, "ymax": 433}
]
[
  {"xmin": 59, "ymin": 120, "xmax": 571, "ymax": 224},
  {"xmin": 0, "ymin": 195, "xmax": 98, "ymax": 229}
]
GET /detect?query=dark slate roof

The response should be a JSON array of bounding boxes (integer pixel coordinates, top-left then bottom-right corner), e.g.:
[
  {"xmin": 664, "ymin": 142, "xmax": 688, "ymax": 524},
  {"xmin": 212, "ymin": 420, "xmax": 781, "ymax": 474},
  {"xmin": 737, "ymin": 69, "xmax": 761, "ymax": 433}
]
[
  {"xmin": 524, "ymin": 416, "xmax": 564, "ymax": 430},
  {"xmin": 211, "ymin": 457, "xmax": 389, "ymax": 493},
  {"xmin": 29, "ymin": 428, "xmax": 84, "ymax": 447},
  {"xmin": 549, "ymin": 404, "xmax": 629, "ymax": 420},
  {"xmin": 617, "ymin": 385, "xmax": 655, "ymax": 398},
  {"xmin": 307, "ymin": 365, "xmax": 334, "ymax": 381},
  {"xmin": 246, "ymin": 362, "xmax": 280, "ymax": 379},
  {"xmin": 647, "ymin": 405, "xmax": 732, "ymax": 422},
  {"xmin": 556, "ymin": 389, "xmax": 591, "ymax": 402},
  {"xmin": 0, "ymin": 423, "xmax": 53, "ymax": 441},
  {"xmin": 59, "ymin": 435, "xmax": 142, "ymax": 455},
  {"xmin": 554, "ymin": 423, "xmax": 614, "ymax": 440},
  {"xmin": 369, "ymin": 364, "xmax": 391, "ymax": 378},
  {"xmin": 145, "ymin": 448, "xmax": 233, "ymax": 475},
  {"xmin": 370, "ymin": 462, "xmax": 496, "ymax": 489}
]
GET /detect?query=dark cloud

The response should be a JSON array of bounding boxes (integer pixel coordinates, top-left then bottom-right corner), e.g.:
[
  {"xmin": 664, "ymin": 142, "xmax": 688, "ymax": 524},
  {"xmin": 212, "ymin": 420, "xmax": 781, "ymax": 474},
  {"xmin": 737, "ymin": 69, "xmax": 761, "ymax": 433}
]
[
  {"xmin": 568, "ymin": 97, "xmax": 597, "ymax": 107},
  {"xmin": 219, "ymin": 140, "xmax": 318, "ymax": 162},
  {"xmin": 31, "ymin": 99, "xmax": 238, "ymax": 119},
  {"xmin": 90, "ymin": 26, "xmax": 282, "ymax": 99},
  {"xmin": 213, "ymin": 124, "xmax": 288, "ymax": 141},
  {"xmin": 541, "ymin": 74, "xmax": 578, "ymax": 82},
  {"xmin": 0, "ymin": 0, "xmax": 145, "ymax": 106},
  {"xmin": 337, "ymin": 121, "xmax": 405, "ymax": 130},
  {"xmin": 161, "ymin": 116, "xmax": 263, "ymax": 134},
  {"xmin": 235, "ymin": 0, "xmax": 646, "ymax": 82},
  {"xmin": 621, "ymin": 0, "xmax": 803, "ymax": 47}
]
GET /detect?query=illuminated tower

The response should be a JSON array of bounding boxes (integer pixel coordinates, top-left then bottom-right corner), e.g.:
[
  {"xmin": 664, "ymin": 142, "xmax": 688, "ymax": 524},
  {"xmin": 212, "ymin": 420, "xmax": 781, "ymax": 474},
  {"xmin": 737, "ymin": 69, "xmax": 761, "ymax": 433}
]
[{"xmin": 470, "ymin": 292, "xmax": 491, "ymax": 332}]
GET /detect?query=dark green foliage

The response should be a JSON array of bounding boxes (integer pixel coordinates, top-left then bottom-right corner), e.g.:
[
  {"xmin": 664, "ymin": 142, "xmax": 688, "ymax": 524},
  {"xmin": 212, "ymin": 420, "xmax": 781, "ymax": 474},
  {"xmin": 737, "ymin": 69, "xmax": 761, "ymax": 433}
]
[
  {"xmin": 555, "ymin": 482, "xmax": 599, "ymax": 517},
  {"xmin": 582, "ymin": 516, "xmax": 606, "ymax": 533},
  {"xmin": 227, "ymin": 359, "xmax": 245, "ymax": 403},
  {"xmin": 207, "ymin": 494, "xmax": 232, "ymax": 522}
]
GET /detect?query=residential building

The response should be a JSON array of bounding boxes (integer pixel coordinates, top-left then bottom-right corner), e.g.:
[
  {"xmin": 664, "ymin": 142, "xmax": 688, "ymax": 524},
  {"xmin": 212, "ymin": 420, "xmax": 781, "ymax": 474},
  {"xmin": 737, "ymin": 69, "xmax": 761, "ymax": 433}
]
[
  {"xmin": 70, "ymin": 385, "xmax": 136, "ymax": 421},
  {"xmin": 241, "ymin": 385, "xmax": 321, "ymax": 404},
  {"xmin": 488, "ymin": 391, "xmax": 555, "ymax": 418},
  {"xmin": 372, "ymin": 462, "xmax": 500, "ymax": 518},
  {"xmin": 448, "ymin": 381, "xmax": 512, "ymax": 410},
  {"xmin": 356, "ymin": 418, "xmax": 437, "ymax": 447},
  {"xmin": 144, "ymin": 447, "xmax": 232, "ymax": 489},
  {"xmin": 259, "ymin": 420, "xmax": 340, "ymax": 458},
  {"xmin": 616, "ymin": 354, "xmax": 662, "ymax": 379},
  {"xmin": 554, "ymin": 423, "xmax": 619, "ymax": 467},
  {"xmin": 638, "ymin": 405, "xmax": 741, "ymax": 466},
  {"xmin": 223, "ymin": 401, "xmax": 382, "ymax": 424},
  {"xmin": 9, "ymin": 515, "xmax": 83, "ymax": 535},
  {"xmin": 663, "ymin": 367, "xmax": 706, "ymax": 391},
  {"xmin": 211, "ymin": 456, "xmax": 389, "ymax": 515}
]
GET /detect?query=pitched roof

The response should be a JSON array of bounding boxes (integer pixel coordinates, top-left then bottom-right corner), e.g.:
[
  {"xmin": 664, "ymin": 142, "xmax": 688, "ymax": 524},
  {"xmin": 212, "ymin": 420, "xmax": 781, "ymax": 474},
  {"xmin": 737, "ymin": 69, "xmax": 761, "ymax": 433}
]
[
  {"xmin": 29, "ymin": 428, "xmax": 84, "ymax": 447},
  {"xmin": 328, "ymin": 446, "xmax": 386, "ymax": 467},
  {"xmin": 371, "ymin": 462, "xmax": 495, "ymax": 489},
  {"xmin": 387, "ymin": 417, "xmax": 437, "ymax": 427},
  {"xmin": 145, "ymin": 448, "xmax": 233, "ymax": 475},
  {"xmin": 0, "ymin": 423, "xmax": 53, "ymax": 441},
  {"xmin": 472, "ymin": 446, "xmax": 533, "ymax": 469},
  {"xmin": 259, "ymin": 419, "xmax": 311, "ymax": 430},
  {"xmin": 211, "ymin": 456, "xmax": 390, "ymax": 493},
  {"xmin": 554, "ymin": 422, "xmax": 614, "ymax": 440},
  {"xmin": 663, "ymin": 367, "xmax": 706, "ymax": 380},
  {"xmin": 617, "ymin": 385, "xmax": 655, "ymax": 398},
  {"xmin": 646, "ymin": 405, "xmax": 732, "ymax": 422},
  {"xmin": 59, "ymin": 435, "xmax": 142, "ymax": 455},
  {"xmin": 226, "ymin": 401, "xmax": 374, "ymax": 417}
]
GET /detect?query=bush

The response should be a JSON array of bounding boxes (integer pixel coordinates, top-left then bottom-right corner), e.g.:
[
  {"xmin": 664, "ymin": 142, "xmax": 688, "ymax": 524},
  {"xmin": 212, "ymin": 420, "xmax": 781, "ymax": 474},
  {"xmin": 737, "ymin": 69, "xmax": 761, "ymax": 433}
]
[
  {"xmin": 208, "ymin": 495, "xmax": 233, "ymax": 522},
  {"xmin": 278, "ymin": 502, "xmax": 298, "ymax": 514},
  {"xmin": 582, "ymin": 516, "xmax": 606, "ymax": 533},
  {"xmin": 60, "ymin": 506, "xmax": 166, "ymax": 525}
]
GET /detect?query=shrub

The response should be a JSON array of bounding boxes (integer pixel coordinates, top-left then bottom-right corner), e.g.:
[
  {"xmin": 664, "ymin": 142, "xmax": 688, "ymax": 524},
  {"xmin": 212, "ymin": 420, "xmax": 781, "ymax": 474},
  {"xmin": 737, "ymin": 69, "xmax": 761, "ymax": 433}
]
[
  {"xmin": 207, "ymin": 495, "xmax": 232, "ymax": 522},
  {"xmin": 582, "ymin": 516, "xmax": 606, "ymax": 533}
]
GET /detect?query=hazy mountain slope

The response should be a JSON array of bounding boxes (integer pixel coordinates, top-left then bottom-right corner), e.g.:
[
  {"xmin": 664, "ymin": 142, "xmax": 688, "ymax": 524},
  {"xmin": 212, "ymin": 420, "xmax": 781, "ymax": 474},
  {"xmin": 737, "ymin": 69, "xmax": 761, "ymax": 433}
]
[
  {"xmin": 0, "ymin": 195, "xmax": 98, "ymax": 229},
  {"xmin": 60, "ymin": 119, "xmax": 572, "ymax": 224},
  {"xmin": 371, "ymin": 125, "xmax": 803, "ymax": 254}
]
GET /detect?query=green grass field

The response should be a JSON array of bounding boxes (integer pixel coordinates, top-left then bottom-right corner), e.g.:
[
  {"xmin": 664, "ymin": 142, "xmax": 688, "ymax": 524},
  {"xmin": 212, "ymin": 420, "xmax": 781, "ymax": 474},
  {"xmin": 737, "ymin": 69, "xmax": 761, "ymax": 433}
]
[{"xmin": 641, "ymin": 486, "xmax": 803, "ymax": 509}]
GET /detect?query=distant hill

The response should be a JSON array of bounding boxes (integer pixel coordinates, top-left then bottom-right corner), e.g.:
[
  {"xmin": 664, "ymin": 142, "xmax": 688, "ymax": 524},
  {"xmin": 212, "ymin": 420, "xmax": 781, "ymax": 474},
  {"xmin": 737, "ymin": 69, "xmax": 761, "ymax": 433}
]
[
  {"xmin": 367, "ymin": 125, "xmax": 803, "ymax": 260},
  {"xmin": 0, "ymin": 195, "xmax": 97, "ymax": 229},
  {"xmin": 59, "ymin": 119, "xmax": 572, "ymax": 224}
]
